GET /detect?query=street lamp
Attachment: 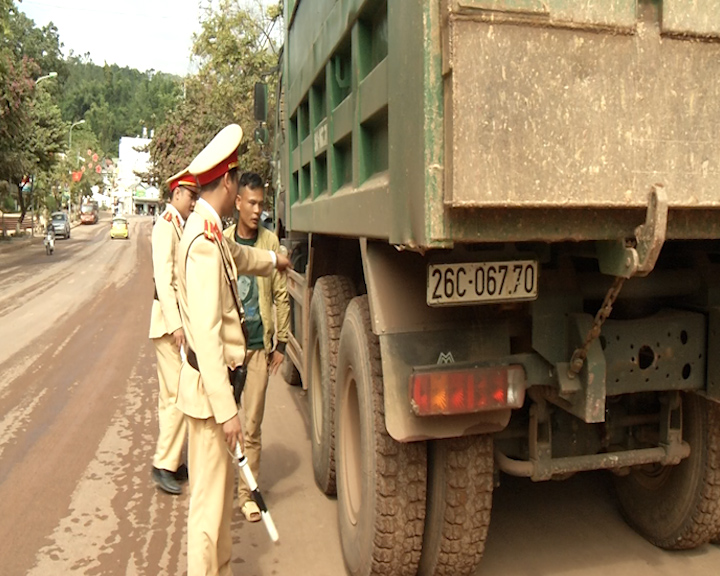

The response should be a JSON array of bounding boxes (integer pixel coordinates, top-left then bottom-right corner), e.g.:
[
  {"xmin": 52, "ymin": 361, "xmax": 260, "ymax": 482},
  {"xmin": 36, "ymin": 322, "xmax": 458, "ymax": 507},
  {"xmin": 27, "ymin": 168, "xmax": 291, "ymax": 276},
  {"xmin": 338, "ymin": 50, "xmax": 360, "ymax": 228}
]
[
  {"xmin": 67, "ymin": 119, "xmax": 86, "ymax": 213},
  {"xmin": 68, "ymin": 119, "xmax": 85, "ymax": 150},
  {"xmin": 35, "ymin": 71, "xmax": 58, "ymax": 85}
]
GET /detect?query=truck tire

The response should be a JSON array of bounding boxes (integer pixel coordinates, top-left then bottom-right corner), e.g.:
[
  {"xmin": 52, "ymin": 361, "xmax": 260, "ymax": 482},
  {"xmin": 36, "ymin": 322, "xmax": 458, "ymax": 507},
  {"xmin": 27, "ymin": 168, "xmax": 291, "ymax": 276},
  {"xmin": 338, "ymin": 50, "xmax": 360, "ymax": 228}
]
[
  {"xmin": 418, "ymin": 435, "xmax": 493, "ymax": 576},
  {"xmin": 280, "ymin": 354, "xmax": 301, "ymax": 386},
  {"xmin": 614, "ymin": 393, "xmax": 720, "ymax": 549},
  {"xmin": 335, "ymin": 296, "xmax": 427, "ymax": 576},
  {"xmin": 308, "ymin": 275, "xmax": 355, "ymax": 494}
]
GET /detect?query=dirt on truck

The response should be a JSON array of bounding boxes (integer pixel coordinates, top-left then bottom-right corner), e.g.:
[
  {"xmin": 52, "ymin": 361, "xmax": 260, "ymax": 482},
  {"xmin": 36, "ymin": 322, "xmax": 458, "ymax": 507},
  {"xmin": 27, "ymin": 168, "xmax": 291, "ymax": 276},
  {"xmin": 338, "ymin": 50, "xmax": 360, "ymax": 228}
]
[{"xmin": 257, "ymin": 1, "xmax": 720, "ymax": 575}]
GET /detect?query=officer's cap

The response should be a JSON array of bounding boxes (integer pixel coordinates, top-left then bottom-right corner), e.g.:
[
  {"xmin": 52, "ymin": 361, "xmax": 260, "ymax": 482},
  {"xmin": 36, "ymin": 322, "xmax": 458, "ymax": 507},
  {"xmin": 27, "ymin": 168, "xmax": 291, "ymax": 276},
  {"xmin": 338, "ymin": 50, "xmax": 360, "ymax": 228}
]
[
  {"xmin": 166, "ymin": 168, "xmax": 198, "ymax": 192},
  {"xmin": 188, "ymin": 124, "xmax": 243, "ymax": 187}
]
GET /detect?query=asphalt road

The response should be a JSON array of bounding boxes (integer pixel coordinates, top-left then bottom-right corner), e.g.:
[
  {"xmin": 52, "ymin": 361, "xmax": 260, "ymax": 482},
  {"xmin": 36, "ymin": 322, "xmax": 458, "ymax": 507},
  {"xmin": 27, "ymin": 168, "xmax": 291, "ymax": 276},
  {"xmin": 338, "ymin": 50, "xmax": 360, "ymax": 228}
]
[{"xmin": 0, "ymin": 213, "xmax": 718, "ymax": 576}]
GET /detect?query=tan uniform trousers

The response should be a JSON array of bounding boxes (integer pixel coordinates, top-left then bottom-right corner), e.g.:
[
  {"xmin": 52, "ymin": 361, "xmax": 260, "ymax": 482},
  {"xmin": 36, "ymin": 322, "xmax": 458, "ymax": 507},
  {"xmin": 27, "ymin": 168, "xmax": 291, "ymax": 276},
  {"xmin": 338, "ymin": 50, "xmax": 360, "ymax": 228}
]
[
  {"xmin": 152, "ymin": 333, "xmax": 187, "ymax": 471},
  {"xmin": 187, "ymin": 415, "xmax": 235, "ymax": 576},
  {"xmin": 237, "ymin": 349, "xmax": 269, "ymax": 504}
]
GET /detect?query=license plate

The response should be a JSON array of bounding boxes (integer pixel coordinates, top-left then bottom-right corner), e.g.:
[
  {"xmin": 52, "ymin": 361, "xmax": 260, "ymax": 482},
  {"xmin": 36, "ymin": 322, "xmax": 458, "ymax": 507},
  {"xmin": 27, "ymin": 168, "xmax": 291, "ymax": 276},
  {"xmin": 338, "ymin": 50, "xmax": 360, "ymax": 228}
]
[{"xmin": 427, "ymin": 260, "xmax": 538, "ymax": 306}]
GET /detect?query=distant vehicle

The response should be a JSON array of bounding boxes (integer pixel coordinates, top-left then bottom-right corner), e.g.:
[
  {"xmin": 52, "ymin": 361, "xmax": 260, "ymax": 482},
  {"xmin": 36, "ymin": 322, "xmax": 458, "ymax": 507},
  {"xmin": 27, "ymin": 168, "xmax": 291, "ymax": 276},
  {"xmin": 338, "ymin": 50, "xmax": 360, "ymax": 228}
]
[
  {"xmin": 44, "ymin": 227, "xmax": 55, "ymax": 255},
  {"xmin": 50, "ymin": 212, "xmax": 70, "ymax": 239},
  {"xmin": 80, "ymin": 201, "xmax": 98, "ymax": 224},
  {"xmin": 110, "ymin": 217, "xmax": 128, "ymax": 239}
]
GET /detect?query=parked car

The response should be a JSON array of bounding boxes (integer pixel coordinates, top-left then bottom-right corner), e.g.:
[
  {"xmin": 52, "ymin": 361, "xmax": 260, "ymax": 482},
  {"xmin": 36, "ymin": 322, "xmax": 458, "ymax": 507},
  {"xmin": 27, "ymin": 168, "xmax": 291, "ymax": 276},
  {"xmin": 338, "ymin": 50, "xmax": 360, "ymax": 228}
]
[
  {"xmin": 110, "ymin": 217, "xmax": 128, "ymax": 239},
  {"xmin": 50, "ymin": 211, "xmax": 70, "ymax": 239}
]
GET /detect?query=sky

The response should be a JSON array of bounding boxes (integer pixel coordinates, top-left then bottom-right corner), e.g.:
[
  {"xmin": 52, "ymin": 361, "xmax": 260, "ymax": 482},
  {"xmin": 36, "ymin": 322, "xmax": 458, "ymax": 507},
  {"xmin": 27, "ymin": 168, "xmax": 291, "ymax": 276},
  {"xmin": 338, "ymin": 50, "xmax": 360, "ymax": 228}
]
[{"xmin": 19, "ymin": 0, "xmax": 203, "ymax": 76}]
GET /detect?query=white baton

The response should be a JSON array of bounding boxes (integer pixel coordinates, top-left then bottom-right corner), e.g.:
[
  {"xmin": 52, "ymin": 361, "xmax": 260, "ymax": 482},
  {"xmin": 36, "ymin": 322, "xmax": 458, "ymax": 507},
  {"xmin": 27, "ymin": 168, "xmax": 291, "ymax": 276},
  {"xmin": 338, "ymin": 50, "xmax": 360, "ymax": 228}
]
[{"xmin": 235, "ymin": 444, "xmax": 279, "ymax": 543}]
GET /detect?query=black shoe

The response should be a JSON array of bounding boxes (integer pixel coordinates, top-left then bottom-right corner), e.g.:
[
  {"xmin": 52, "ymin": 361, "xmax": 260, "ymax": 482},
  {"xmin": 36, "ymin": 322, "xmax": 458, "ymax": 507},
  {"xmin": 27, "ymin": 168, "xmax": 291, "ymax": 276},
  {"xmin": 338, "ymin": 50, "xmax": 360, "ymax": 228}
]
[
  {"xmin": 152, "ymin": 467, "xmax": 182, "ymax": 495},
  {"xmin": 174, "ymin": 463, "xmax": 189, "ymax": 483}
]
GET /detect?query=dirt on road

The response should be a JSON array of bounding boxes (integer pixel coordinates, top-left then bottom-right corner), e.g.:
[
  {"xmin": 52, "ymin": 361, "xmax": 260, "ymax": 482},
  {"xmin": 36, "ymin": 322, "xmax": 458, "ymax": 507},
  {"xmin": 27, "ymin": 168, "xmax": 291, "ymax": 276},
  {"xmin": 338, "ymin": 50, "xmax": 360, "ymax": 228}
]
[{"xmin": 0, "ymin": 214, "xmax": 719, "ymax": 576}]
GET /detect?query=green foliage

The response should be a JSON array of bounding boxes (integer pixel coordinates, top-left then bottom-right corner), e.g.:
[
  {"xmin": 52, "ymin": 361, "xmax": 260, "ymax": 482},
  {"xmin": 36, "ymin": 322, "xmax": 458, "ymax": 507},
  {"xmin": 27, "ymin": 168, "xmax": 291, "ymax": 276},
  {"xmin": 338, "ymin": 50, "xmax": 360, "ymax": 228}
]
[
  {"xmin": 0, "ymin": 0, "xmax": 285, "ymax": 218},
  {"xmin": 60, "ymin": 57, "xmax": 183, "ymax": 156},
  {"xmin": 0, "ymin": 3, "xmax": 66, "ymax": 217},
  {"xmin": 0, "ymin": 1, "xmax": 180, "ymax": 218},
  {"xmin": 150, "ymin": 0, "xmax": 282, "ymax": 196}
]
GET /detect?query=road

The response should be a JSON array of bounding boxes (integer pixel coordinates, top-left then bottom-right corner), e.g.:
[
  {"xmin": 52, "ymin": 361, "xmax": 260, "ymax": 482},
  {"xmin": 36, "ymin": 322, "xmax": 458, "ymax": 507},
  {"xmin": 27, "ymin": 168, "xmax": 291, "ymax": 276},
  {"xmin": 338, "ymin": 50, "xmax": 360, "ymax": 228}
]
[{"xmin": 0, "ymin": 212, "xmax": 718, "ymax": 576}]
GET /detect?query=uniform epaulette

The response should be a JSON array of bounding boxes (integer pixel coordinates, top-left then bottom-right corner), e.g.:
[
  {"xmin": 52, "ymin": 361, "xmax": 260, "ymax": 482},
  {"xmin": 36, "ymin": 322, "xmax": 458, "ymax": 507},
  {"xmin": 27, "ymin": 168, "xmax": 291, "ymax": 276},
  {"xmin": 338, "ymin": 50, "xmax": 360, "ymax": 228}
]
[
  {"xmin": 163, "ymin": 212, "xmax": 173, "ymax": 223},
  {"xmin": 203, "ymin": 219, "xmax": 221, "ymax": 242}
]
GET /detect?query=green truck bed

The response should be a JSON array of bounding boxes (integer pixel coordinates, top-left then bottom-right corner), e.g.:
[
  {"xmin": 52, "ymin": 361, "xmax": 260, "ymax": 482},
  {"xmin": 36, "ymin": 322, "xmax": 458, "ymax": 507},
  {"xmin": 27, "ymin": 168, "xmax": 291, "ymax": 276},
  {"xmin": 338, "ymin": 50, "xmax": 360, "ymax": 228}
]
[{"xmin": 280, "ymin": 0, "xmax": 720, "ymax": 247}]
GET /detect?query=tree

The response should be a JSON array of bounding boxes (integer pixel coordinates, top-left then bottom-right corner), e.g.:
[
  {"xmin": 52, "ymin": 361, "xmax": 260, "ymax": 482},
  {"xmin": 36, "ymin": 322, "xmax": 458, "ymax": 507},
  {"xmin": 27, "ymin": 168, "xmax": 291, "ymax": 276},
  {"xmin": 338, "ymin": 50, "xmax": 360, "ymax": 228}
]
[
  {"xmin": 0, "ymin": 1, "xmax": 183, "ymax": 219},
  {"xmin": 0, "ymin": 3, "xmax": 66, "ymax": 220},
  {"xmin": 149, "ymin": 0, "xmax": 282, "ymax": 194},
  {"xmin": 60, "ymin": 56, "xmax": 183, "ymax": 156},
  {"xmin": 25, "ymin": 86, "xmax": 66, "ymax": 217},
  {"xmin": 0, "ymin": 52, "xmax": 39, "ymax": 216}
]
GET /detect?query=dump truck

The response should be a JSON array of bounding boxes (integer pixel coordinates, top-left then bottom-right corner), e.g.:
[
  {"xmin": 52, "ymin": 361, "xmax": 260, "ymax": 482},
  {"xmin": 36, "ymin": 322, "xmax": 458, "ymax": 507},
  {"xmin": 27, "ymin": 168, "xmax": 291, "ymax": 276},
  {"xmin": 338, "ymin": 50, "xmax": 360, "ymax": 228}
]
[{"xmin": 256, "ymin": 1, "xmax": 720, "ymax": 575}]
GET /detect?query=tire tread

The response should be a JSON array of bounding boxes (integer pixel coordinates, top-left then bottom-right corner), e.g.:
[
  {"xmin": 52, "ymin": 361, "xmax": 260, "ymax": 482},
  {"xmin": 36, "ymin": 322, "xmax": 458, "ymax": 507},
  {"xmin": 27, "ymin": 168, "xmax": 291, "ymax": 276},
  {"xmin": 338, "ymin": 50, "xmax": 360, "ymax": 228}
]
[
  {"xmin": 309, "ymin": 275, "xmax": 355, "ymax": 494},
  {"xmin": 419, "ymin": 436, "xmax": 493, "ymax": 576}
]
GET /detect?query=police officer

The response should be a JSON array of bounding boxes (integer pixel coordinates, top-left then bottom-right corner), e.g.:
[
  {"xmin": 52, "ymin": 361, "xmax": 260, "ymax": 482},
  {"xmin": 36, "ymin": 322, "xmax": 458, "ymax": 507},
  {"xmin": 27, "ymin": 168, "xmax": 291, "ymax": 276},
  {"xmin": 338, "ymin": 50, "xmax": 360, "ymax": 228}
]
[
  {"xmin": 175, "ymin": 124, "xmax": 290, "ymax": 576},
  {"xmin": 149, "ymin": 169, "xmax": 197, "ymax": 495}
]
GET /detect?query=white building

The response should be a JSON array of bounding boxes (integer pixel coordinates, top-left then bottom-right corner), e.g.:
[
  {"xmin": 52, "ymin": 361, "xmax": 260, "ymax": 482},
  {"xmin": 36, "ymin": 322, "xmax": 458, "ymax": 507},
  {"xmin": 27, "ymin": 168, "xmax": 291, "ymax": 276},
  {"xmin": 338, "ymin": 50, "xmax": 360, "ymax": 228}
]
[{"xmin": 115, "ymin": 136, "xmax": 159, "ymax": 215}]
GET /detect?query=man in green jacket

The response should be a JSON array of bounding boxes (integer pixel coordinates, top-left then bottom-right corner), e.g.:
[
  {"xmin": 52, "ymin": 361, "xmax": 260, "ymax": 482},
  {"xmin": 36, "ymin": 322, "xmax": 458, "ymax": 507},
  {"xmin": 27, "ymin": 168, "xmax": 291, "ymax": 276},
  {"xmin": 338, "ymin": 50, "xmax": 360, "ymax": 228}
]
[{"xmin": 224, "ymin": 171, "xmax": 290, "ymax": 522}]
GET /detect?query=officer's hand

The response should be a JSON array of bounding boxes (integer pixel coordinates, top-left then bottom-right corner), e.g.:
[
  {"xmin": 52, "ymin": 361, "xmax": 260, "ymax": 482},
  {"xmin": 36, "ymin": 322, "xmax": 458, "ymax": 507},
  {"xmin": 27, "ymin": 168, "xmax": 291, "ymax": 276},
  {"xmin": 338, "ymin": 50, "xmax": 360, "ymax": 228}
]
[
  {"xmin": 269, "ymin": 350, "xmax": 284, "ymax": 375},
  {"xmin": 172, "ymin": 328, "xmax": 186, "ymax": 350},
  {"xmin": 222, "ymin": 414, "xmax": 244, "ymax": 452},
  {"xmin": 275, "ymin": 253, "xmax": 292, "ymax": 272}
]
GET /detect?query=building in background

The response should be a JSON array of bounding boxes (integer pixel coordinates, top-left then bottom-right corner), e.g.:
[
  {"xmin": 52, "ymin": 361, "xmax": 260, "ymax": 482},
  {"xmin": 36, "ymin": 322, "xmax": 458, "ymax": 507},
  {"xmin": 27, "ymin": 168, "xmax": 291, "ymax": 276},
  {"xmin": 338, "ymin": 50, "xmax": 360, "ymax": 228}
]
[{"xmin": 115, "ymin": 135, "xmax": 157, "ymax": 215}]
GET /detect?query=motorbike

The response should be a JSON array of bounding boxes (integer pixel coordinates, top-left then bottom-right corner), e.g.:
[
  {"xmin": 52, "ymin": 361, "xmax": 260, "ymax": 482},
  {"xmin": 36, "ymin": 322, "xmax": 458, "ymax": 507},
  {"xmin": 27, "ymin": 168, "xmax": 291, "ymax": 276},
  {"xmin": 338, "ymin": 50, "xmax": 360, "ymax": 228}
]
[{"xmin": 44, "ymin": 229, "xmax": 55, "ymax": 255}]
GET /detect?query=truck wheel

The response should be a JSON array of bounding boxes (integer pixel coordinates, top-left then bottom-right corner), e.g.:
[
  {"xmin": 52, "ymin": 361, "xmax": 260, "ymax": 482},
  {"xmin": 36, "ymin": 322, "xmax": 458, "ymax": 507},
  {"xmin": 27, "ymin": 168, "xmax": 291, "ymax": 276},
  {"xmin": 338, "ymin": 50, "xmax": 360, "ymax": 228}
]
[
  {"xmin": 335, "ymin": 296, "xmax": 427, "ymax": 576},
  {"xmin": 614, "ymin": 393, "xmax": 720, "ymax": 549},
  {"xmin": 308, "ymin": 275, "xmax": 355, "ymax": 494},
  {"xmin": 418, "ymin": 436, "xmax": 493, "ymax": 576}
]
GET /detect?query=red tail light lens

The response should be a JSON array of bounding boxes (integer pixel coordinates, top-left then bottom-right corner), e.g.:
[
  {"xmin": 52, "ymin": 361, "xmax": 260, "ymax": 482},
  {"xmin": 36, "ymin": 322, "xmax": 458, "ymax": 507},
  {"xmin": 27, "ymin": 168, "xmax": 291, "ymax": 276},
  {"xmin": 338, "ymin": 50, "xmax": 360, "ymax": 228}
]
[{"xmin": 410, "ymin": 365, "xmax": 525, "ymax": 416}]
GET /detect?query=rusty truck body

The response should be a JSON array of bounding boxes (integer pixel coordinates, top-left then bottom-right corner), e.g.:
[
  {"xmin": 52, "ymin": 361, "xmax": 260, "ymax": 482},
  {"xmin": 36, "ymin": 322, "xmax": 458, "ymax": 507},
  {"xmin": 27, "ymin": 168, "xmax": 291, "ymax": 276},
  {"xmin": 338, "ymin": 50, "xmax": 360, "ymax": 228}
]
[{"xmin": 262, "ymin": 1, "xmax": 720, "ymax": 575}]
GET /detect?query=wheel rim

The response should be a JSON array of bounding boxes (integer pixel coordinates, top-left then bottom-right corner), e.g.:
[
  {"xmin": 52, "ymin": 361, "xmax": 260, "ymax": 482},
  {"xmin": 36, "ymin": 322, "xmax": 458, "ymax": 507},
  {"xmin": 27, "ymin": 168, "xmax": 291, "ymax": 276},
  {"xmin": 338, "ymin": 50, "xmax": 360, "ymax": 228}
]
[
  {"xmin": 340, "ymin": 369, "xmax": 362, "ymax": 527},
  {"xmin": 629, "ymin": 462, "xmax": 674, "ymax": 491},
  {"xmin": 311, "ymin": 336, "xmax": 323, "ymax": 444}
]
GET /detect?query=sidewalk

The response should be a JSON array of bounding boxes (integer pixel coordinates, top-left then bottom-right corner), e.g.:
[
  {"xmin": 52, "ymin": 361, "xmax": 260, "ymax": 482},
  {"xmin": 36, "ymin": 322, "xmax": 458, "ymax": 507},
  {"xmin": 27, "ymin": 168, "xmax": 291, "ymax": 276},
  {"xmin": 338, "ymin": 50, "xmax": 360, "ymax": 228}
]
[
  {"xmin": 0, "ymin": 217, "xmax": 83, "ymax": 256},
  {"xmin": 0, "ymin": 235, "xmax": 40, "ymax": 255}
]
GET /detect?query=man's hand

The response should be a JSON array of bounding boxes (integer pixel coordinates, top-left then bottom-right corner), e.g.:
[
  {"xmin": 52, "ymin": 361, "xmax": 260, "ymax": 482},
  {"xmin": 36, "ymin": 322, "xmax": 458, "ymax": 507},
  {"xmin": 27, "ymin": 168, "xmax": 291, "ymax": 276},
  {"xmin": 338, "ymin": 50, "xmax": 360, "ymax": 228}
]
[
  {"xmin": 222, "ymin": 414, "xmax": 244, "ymax": 452},
  {"xmin": 275, "ymin": 252, "xmax": 292, "ymax": 272},
  {"xmin": 172, "ymin": 328, "xmax": 186, "ymax": 350},
  {"xmin": 269, "ymin": 350, "xmax": 284, "ymax": 375}
]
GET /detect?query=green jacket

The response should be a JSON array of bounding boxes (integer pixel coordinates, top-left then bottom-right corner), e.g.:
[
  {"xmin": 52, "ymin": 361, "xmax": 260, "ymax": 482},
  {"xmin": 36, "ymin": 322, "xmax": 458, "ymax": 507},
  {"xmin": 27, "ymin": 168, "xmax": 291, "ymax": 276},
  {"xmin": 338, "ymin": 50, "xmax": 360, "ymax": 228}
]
[{"xmin": 224, "ymin": 224, "xmax": 290, "ymax": 354}]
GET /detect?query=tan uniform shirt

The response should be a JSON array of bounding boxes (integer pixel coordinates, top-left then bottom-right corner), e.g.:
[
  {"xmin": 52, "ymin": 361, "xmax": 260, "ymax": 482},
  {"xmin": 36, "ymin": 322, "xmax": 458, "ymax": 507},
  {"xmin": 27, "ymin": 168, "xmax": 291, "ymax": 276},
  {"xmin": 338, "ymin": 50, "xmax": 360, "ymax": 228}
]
[
  {"xmin": 175, "ymin": 200, "xmax": 275, "ymax": 424},
  {"xmin": 223, "ymin": 224, "xmax": 290, "ymax": 354},
  {"xmin": 149, "ymin": 206, "xmax": 184, "ymax": 339}
]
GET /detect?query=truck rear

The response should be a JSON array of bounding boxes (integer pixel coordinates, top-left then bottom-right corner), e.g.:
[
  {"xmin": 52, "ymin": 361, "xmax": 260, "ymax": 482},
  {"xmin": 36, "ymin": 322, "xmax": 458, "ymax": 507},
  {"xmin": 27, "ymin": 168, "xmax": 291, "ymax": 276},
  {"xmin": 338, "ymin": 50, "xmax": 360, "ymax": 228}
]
[{"xmin": 266, "ymin": 1, "xmax": 720, "ymax": 574}]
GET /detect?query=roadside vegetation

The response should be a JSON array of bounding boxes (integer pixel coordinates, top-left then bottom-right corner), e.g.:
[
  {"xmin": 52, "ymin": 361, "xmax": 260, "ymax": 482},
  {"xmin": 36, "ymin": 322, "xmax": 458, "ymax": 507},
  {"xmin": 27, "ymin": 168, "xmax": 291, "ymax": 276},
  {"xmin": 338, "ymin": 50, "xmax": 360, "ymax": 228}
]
[{"xmin": 0, "ymin": 0, "xmax": 279, "ymax": 223}]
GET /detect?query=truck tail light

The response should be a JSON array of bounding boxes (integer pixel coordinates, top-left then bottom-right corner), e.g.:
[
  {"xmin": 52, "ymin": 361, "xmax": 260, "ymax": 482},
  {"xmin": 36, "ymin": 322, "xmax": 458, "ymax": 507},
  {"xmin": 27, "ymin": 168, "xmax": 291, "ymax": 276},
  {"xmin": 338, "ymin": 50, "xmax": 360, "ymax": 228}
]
[{"xmin": 410, "ymin": 365, "xmax": 525, "ymax": 416}]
